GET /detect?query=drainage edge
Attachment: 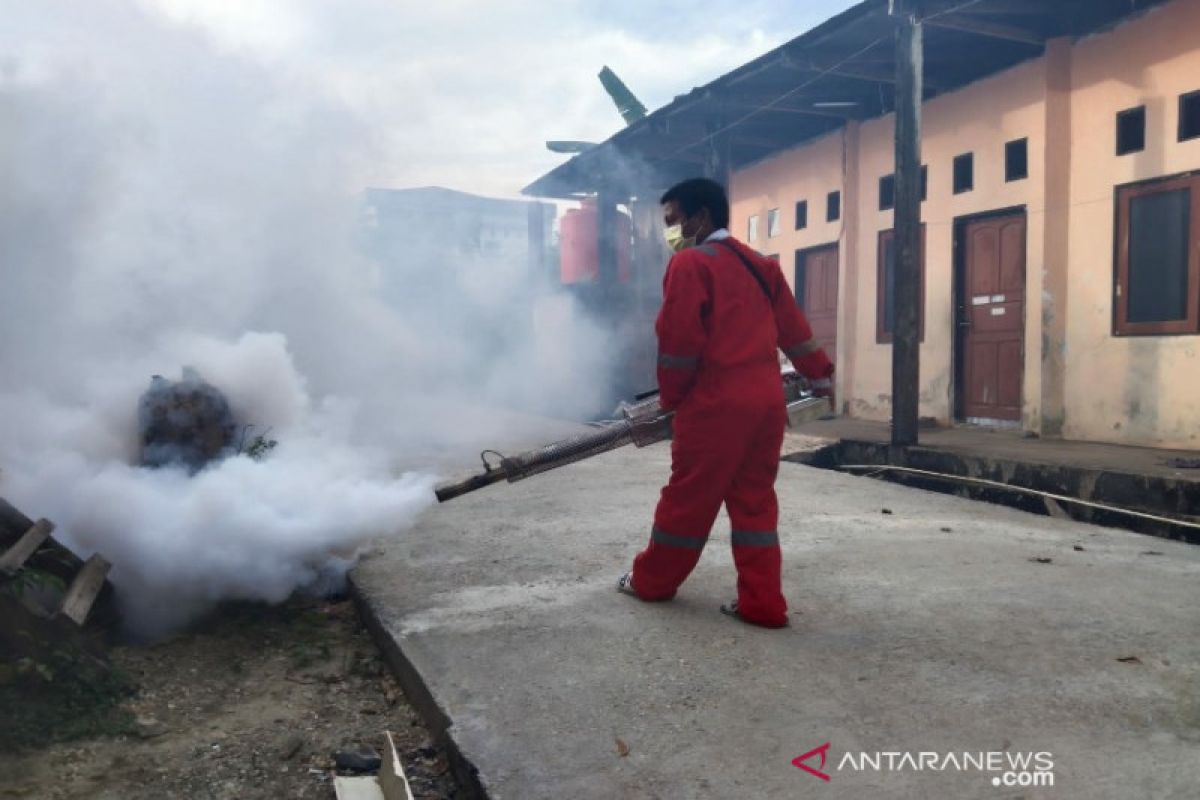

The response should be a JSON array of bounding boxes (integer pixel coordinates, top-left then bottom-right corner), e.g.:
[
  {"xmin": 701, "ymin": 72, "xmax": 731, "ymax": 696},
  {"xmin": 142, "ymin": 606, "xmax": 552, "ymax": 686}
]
[
  {"xmin": 349, "ymin": 573, "xmax": 491, "ymax": 800},
  {"xmin": 789, "ymin": 439, "xmax": 1200, "ymax": 545}
]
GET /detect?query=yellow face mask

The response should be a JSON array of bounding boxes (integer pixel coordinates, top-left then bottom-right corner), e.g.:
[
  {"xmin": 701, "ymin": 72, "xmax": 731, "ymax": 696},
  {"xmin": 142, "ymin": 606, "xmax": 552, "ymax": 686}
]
[{"xmin": 664, "ymin": 224, "xmax": 696, "ymax": 253}]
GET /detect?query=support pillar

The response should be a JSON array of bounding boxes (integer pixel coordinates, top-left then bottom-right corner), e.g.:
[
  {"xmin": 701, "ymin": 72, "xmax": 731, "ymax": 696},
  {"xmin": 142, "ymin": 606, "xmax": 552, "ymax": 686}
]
[{"xmin": 890, "ymin": 0, "xmax": 923, "ymax": 447}]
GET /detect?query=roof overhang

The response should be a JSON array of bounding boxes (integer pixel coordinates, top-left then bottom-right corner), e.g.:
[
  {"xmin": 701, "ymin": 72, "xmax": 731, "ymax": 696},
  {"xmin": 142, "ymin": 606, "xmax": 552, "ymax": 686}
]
[{"xmin": 523, "ymin": 0, "xmax": 1171, "ymax": 199}]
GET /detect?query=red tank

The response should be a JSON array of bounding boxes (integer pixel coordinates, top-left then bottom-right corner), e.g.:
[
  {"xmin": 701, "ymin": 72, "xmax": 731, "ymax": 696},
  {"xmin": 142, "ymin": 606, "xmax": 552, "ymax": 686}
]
[{"xmin": 559, "ymin": 200, "xmax": 632, "ymax": 284}]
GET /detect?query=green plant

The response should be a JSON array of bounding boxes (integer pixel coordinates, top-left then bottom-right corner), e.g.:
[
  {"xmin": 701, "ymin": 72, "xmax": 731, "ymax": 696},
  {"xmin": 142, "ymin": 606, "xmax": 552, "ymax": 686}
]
[{"xmin": 237, "ymin": 425, "xmax": 279, "ymax": 460}]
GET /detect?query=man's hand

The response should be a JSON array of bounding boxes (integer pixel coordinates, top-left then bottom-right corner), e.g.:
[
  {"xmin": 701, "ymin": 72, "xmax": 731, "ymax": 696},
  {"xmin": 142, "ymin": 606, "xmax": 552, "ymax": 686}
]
[{"xmin": 809, "ymin": 377, "xmax": 835, "ymax": 413}]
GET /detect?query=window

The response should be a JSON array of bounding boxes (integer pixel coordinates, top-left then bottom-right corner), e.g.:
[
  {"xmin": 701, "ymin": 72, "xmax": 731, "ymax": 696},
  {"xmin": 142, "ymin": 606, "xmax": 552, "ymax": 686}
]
[
  {"xmin": 767, "ymin": 208, "xmax": 781, "ymax": 238},
  {"xmin": 1117, "ymin": 106, "xmax": 1146, "ymax": 156},
  {"xmin": 1115, "ymin": 174, "xmax": 1200, "ymax": 335},
  {"xmin": 953, "ymin": 153, "xmax": 974, "ymax": 194},
  {"xmin": 1006, "ymin": 138, "xmax": 1029, "ymax": 182},
  {"xmin": 748, "ymin": 214, "xmax": 759, "ymax": 242},
  {"xmin": 795, "ymin": 200, "xmax": 809, "ymax": 230},
  {"xmin": 879, "ymin": 175, "xmax": 895, "ymax": 211},
  {"xmin": 877, "ymin": 227, "xmax": 926, "ymax": 343},
  {"xmin": 880, "ymin": 169, "xmax": 925, "ymax": 210},
  {"xmin": 827, "ymin": 191, "xmax": 841, "ymax": 222},
  {"xmin": 1180, "ymin": 91, "xmax": 1200, "ymax": 142}
]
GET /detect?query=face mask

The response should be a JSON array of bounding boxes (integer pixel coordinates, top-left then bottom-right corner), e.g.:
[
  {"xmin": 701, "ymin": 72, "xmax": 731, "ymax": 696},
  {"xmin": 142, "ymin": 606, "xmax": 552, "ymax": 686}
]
[{"xmin": 664, "ymin": 223, "xmax": 696, "ymax": 253}]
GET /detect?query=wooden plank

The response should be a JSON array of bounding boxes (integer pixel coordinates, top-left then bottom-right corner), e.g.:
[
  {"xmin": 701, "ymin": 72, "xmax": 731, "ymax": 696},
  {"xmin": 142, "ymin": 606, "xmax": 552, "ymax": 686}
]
[
  {"xmin": 0, "ymin": 519, "xmax": 54, "ymax": 574},
  {"xmin": 378, "ymin": 731, "xmax": 416, "ymax": 800},
  {"xmin": 0, "ymin": 497, "xmax": 36, "ymax": 547},
  {"xmin": 57, "ymin": 554, "xmax": 111, "ymax": 626},
  {"xmin": 925, "ymin": 15, "xmax": 1046, "ymax": 47}
]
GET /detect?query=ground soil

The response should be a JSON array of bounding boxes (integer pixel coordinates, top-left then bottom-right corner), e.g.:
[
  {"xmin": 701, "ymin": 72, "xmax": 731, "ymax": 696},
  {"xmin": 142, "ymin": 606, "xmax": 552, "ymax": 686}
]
[{"xmin": 0, "ymin": 596, "xmax": 459, "ymax": 799}]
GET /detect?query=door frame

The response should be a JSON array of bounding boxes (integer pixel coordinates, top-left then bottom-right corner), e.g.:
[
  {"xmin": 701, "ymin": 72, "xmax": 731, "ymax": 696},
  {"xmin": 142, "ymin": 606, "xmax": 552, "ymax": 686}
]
[{"xmin": 951, "ymin": 205, "xmax": 1028, "ymax": 425}]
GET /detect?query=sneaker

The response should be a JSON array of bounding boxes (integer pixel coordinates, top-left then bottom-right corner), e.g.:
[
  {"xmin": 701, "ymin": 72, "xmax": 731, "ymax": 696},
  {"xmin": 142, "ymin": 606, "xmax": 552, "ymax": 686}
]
[
  {"xmin": 617, "ymin": 572, "xmax": 638, "ymax": 597},
  {"xmin": 719, "ymin": 601, "xmax": 740, "ymax": 619}
]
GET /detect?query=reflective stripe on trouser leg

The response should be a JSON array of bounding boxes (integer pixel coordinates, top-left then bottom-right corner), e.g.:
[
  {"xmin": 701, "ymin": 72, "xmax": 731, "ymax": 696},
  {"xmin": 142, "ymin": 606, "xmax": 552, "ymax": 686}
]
[
  {"xmin": 652, "ymin": 527, "xmax": 708, "ymax": 550},
  {"xmin": 631, "ymin": 525, "xmax": 709, "ymax": 601},
  {"xmin": 725, "ymin": 403, "xmax": 788, "ymax": 627},
  {"xmin": 730, "ymin": 530, "xmax": 779, "ymax": 547}
]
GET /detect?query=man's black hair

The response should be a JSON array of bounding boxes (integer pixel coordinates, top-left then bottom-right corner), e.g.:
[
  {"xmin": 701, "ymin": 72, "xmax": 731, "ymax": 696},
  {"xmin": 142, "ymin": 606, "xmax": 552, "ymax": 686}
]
[{"xmin": 660, "ymin": 178, "xmax": 730, "ymax": 230}]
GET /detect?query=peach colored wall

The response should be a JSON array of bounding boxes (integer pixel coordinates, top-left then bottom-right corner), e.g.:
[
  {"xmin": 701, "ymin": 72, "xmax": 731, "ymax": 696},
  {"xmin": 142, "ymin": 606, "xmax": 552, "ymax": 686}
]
[
  {"xmin": 728, "ymin": 0, "xmax": 1200, "ymax": 448},
  {"xmin": 731, "ymin": 130, "xmax": 852, "ymax": 389},
  {"xmin": 1063, "ymin": 0, "xmax": 1200, "ymax": 449},
  {"xmin": 850, "ymin": 55, "xmax": 1048, "ymax": 425}
]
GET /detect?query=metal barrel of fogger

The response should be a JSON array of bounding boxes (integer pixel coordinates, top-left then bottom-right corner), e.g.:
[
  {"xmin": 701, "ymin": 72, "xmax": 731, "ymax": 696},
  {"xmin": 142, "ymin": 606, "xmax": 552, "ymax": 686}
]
[
  {"xmin": 499, "ymin": 421, "xmax": 636, "ymax": 482},
  {"xmin": 433, "ymin": 422, "xmax": 638, "ymax": 502}
]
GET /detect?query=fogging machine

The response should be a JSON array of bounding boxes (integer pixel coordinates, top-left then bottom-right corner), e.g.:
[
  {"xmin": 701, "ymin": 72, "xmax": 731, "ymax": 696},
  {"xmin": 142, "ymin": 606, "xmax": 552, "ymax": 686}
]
[{"xmin": 434, "ymin": 370, "xmax": 830, "ymax": 502}]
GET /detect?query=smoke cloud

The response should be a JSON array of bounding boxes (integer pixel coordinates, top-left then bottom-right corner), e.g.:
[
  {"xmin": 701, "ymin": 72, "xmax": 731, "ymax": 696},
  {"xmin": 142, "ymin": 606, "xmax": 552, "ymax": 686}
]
[{"xmin": 0, "ymin": 1, "xmax": 615, "ymax": 636}]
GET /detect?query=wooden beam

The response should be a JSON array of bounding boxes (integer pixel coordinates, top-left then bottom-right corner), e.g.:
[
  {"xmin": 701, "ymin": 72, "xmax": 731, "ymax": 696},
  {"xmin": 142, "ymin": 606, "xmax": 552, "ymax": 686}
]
[
  {"xmin": 924, "ymin": 14, "xmax": 1046, "ymax": 46},
  {"xmin": 780, "ymin": 51, "xmax": 944, "ymax": 92},
  {"xmin": 722, "ymin": 102, "xmax": 859, "ymax": 120},
  {"xmin": 57, "ymin": 554, "xmax": 111, "ymax": 626},
  {"xmin": 729, "ymin": 132, "xmax": 796, "ymax": 149},
  {"xmin": 0, "ymin": 519, "xmax": 53, "ymax": 574}
]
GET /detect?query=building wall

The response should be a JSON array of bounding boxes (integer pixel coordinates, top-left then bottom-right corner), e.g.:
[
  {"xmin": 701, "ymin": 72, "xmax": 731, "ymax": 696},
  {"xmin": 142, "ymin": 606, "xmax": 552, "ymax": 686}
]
[
  {"xmin": 731, "ymin": 131, "xmax": 850, "ymax": 380},
  {"xmin": 729, "ymin": 0, "xmax": 1200, "ymax": 449},
  {"xmin": 852, "ymin": 56, "xmax": 1048, "ymax": 425},
  {"xmin": 1063, "ymin": 0, "xmax": 1200, "ymax": 449}
]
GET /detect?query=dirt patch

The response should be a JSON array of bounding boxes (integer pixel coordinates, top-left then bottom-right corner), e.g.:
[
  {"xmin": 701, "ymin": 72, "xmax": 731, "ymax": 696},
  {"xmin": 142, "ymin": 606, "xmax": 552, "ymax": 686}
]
[{"xmin": 0, "ymin": 596, "xmax": 459, "ymax": 799}]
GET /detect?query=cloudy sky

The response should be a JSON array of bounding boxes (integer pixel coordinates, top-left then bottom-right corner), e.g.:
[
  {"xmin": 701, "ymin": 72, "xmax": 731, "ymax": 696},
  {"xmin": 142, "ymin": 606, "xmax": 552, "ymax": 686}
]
[{"xmin": 137, "ymin": 0, "xmax": 861, "ymax": 197}]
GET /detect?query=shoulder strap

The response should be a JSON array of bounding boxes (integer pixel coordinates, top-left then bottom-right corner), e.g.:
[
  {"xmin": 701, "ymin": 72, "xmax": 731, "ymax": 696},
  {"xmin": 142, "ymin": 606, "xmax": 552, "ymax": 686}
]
[{"xmin": 713, "ymin": 239, "xmax": 774, "ymax": 303}]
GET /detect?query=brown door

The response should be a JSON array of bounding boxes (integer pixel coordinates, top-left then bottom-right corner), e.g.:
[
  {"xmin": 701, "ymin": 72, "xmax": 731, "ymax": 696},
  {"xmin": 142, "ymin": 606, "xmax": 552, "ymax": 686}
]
[
  {"xmin": 961, "ymin": 214, "xmax": 1026, "ymax": 421},
  {"xmin": 796, "ymin": 245, "xmax": 839, "ymax": 356}
]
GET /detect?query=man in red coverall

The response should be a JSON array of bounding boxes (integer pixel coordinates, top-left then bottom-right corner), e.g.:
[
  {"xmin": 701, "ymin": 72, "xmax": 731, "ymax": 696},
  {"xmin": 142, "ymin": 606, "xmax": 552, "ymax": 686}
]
[{"xmin": 618, "ymin": 178, "xmax": 834, "ymax": 628}]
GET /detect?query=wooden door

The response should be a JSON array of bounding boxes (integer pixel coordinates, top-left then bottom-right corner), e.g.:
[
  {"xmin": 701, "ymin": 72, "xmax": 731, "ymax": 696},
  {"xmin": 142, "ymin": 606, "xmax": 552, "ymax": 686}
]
[
  {"xmin": 796, "ymin": 245, "xmax": 839, "ymax": 356},
  {"xmin": 961, "ymin": 214, "xmax": 1026, "ymax": 422}
]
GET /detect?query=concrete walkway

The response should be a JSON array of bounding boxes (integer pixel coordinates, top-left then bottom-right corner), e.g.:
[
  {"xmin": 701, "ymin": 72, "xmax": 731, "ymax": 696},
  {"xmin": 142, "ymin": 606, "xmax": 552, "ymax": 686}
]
[{"xmin": 352, "ymin": 444, "xmax": 1200, "ymax": 799}]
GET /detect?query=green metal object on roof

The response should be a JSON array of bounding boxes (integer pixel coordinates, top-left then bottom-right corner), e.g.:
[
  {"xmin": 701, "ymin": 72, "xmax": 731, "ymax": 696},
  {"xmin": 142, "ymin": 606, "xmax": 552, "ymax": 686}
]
[{"xmin": 598, "ymin": 65, "xmax": 648, "ymax": 125}]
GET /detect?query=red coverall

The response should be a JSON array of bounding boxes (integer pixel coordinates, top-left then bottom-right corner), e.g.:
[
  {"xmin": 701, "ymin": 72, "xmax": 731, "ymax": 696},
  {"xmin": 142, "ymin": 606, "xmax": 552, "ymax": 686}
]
[{"xmin": 630, "ymin": 236, "xmax": 833, "ymax": 627}]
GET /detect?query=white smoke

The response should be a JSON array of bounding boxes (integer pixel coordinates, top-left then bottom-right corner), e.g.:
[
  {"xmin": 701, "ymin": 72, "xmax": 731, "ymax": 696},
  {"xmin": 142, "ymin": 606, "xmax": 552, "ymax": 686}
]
[{"xmin": 0, "ymin": 1, "xmax": 614, "ymax": 636}]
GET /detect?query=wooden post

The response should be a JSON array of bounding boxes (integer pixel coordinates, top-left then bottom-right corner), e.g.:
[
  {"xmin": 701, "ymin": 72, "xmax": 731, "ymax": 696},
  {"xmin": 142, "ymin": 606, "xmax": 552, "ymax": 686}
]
[
  {"xmin": 596, "ymin": 192, "xmax": 619, "ymax": 286},
  {"xmin": 891, "ymin": 0, "xmax": 923, "ymax": 447}
]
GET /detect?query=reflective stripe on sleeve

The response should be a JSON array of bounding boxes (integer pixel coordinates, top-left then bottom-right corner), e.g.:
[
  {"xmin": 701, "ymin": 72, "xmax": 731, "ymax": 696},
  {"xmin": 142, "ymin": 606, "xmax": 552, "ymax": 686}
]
[{"xmin": 783, "ymin": 340, "xmax": 820, "ymax": 359}]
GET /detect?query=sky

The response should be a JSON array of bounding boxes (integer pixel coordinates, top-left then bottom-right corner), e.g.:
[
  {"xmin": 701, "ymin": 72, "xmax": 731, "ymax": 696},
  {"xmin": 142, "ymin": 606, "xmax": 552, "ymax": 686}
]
[{"xmin": 137, "ymin": 0, "xmax": 863, "ymax": 197}]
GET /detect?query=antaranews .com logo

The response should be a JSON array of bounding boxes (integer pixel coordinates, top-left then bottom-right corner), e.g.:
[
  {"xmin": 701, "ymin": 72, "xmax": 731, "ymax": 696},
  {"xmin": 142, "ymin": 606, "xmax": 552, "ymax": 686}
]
[{"xmin": 794, "ymin": 743, "xmax": 1055, "ymax": 789}]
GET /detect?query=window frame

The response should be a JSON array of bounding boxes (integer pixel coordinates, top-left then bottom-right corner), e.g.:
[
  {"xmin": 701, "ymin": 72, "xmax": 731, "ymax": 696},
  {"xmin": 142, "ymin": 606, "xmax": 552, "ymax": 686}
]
[
  {"xmin": 1005, "ymin": 138, "xmax": 1029, "ymax": 182},
  {"xmin": 953, "ymin": 153, "xmax": 974, "ymax": 195},
  {"xmin": 879, "ymin": 174, "xmax": 895, "ymax": 211},
  {"xmin": 876, "ymin": 227, "xmax": 927, "ymax": 344},
  {"xmin": 827, "ymin": 191, "xmax": 841, "ymax": 222},
  {"xmin": 1179, "ymin": 90, "xmax": 1200, "ymax": 143},
  {"xmin": 748, "ymin": 214, "xmax": 760, "ymax": 242},
  {"xmin": 795, "ymin": 200, "xmax": 809, "ymax": 230},
  {"xmin": 767, "ymin": 208, "xmax": 781, "ymax": 238},
  {"xmin": 1117, "ymin": 106, "xmax": 1146, "ymax": 156},
  {"xmin": 1114, "ymin": 172, "xmax": 1200, "ymax": 336}
]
